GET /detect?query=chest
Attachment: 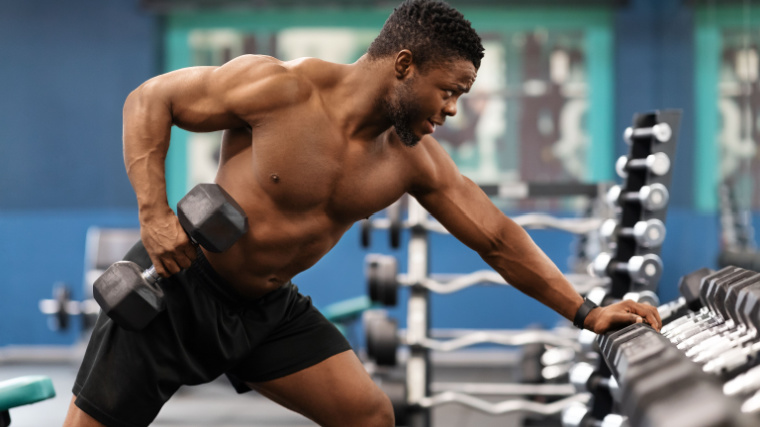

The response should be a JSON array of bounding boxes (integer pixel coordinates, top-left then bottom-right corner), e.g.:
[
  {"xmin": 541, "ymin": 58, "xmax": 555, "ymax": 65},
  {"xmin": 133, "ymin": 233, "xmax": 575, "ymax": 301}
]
[{"xmin": 246, "ymin": 111, "xmax": 409, "ymax": 222}]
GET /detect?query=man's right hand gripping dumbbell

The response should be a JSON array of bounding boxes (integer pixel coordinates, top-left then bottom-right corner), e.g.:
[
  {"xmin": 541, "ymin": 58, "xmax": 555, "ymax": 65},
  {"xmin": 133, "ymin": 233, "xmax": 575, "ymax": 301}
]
[{"xmin": 93, "ymin": 183, "xmax": 248, "ymax": 331}]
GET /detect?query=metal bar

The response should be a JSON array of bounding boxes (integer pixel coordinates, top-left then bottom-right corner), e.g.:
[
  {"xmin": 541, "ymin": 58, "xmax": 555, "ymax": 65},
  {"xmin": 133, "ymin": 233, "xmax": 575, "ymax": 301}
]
[
  {"xmin": 417, "ymin": 392, "xmax": 590, "ymax": 415},
  {"xmin": 409, "ymin": 330, "xmax": 580, "ymax": 352},
  {"xmin": 397, "ymin": 272, "xmax": 605, "ymax": 295},
  {"xmin": 406, "ymin": 197, "xmax": 432, "ymax": 427},
  {"xmin": 431, "ymin": 382, "xmax": 576, "ymax": 397},
  {"xmin": 480, "ymin": 182, "xmax": 601, "ymax": 198}
]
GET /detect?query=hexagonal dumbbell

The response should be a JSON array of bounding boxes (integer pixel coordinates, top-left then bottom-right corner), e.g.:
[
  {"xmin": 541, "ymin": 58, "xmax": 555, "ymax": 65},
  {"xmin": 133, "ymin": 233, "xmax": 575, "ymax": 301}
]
[
  {"xmin": 607, "ymin": 183, "xmax": 670, "ymax": 212},
  {"xmin": 658, "ymin": 267, "xmax": 713, "ymax": 332},
  {"xmin": 93, "ymin": 184, "xmax": 248, "ymax": 331},
  {"xmin": 615, "ymin": 152, "xmax": 671, "ymax": 179},
  {"xmin": 664, "ymin": 267, "xmax": 742, "ymax": 342},
  {"xmin": 592, "ymin": 252, "xmax": 663, "ymax": 286},
  {"xmin": 676, "ymin": 270, "xmax": 757, "ymax": 353}
]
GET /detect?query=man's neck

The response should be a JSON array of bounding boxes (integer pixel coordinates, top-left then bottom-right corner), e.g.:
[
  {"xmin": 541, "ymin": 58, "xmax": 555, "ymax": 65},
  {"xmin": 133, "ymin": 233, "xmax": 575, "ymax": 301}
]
[{"xmin": 324, "ymin": 55, "xmax": 394, "ymax": 142}]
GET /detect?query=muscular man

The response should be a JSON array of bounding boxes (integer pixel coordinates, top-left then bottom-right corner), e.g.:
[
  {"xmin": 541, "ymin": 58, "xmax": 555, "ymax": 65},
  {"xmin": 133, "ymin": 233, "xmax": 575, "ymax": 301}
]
[{"xmin": 65, "ymin": 1, "xmax": 661, "ymax": 426}]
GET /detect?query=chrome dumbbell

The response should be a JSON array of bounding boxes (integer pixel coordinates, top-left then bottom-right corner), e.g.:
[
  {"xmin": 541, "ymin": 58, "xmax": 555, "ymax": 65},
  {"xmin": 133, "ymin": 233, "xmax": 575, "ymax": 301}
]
[
  {"xmin": 678, "ymin": 271, "xmax": 759, "ymax": 355},
  {"xmin": 600, "ymin": 218, "xmax": 666, "ymax": 249},
  {"xmin": 606, "ymin": 184, "xmax": 669, "ymax": 212},
  {"xmin": 623, "ymin": 122, "xmax": 672, "ymax": 144},
  {"xmin": 592, "ymin": 252, "xmax": 663, "ymax": 287},
  {"xmin": 615, "ymin": 152, "xmax": 671, "ymax": 179}
]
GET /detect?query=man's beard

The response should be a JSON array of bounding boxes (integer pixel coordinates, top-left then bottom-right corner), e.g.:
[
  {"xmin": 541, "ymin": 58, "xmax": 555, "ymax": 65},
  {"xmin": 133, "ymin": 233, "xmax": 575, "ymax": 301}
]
[{"xmin": 382, "ymin": 78, "xmax": 422, "ymax": 147}]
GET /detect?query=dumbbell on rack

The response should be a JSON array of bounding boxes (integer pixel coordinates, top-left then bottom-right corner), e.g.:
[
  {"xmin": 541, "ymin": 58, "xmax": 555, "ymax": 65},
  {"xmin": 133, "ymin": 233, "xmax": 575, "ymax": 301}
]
[
  {"xmin": 93, "ymin": 184, "xmax": 247, "ymax": 331},
  {"xmin": 615, "ymin": 153, "xmax": 671, "ymax": 179},
  {"xmin": 672, "ymin": 269, "xmax": 759, "ymax": 352},
  {"xmin": 662, "ymin": 267, "xmax": 760, "ymax": 373},
  {"xmin": 38, "ymin": 284, "xmax": 100, "ymax": 331},
  {"xmin": 569, "ymin": 362, "xmax": 619, "ymax": 399},
  {"xmin": 599, "ymin": 218, "xmax": 666, "ymax": 248},
  {"xmin": 663, "ymin": 267, "xmax": 755, "ymax": 344},
  {"xmin": 591, "ymin": 253, "xmax": 662, "ymax": 287},
  {"xmin": 606, "ymin": 184, "xmax": 669, "ymax": 212},
  {"xmin": 595, "ymin": 320, "xmax": 755, "ymax": 427},
  {"xmin": 623, "ymin": 122, "xmax": 672, "ymax": 144}
]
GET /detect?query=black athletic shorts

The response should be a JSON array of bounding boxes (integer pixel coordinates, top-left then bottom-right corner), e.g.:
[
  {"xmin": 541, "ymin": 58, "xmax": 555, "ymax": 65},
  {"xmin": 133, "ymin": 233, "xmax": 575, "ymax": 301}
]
[{"xmin": 72, "ymin": 241, "xmax": 352, "ymax": 427}]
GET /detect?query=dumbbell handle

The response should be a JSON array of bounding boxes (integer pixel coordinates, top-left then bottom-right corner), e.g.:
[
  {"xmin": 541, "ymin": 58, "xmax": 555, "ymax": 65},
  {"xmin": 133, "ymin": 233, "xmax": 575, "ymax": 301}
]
[
  {"xmin": 704, "ymin": 340, "xmax": 760, "ymax": 374},
  {"xmin": 685, "ymin": 325, "xmax": 747, "ymax": 357},
  {"xmin": 692, "ymin": 331, "xmax": 757, "ymax": 363},
  {"xmin": 662, "ymin": 306, "xmax": 714, "ymax": 335},
  {"xmin": 624, "ymin": 123, "xmax": 672, "ymax": 143},
  {"xmin": 663, "ymin": 309, "xmax": 717, "ymax": 338},
  {"xmin": 670, "ymin": 316, "xmax": 723, "ymax": 344},
  {"xmin": 142, "ymin": 265, "xmax": 161, "ymax": 285},
  {"xmin": 724, "ymin": 363, "xmax": 760, "ymax": 396},
  {"xmin": 679, "ymin": 321, "xmax": 740, "ymax": 352}
]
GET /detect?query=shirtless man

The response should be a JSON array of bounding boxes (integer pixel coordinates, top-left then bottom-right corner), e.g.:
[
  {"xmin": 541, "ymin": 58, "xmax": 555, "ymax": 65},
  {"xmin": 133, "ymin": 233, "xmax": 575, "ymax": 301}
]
[{"xmin": 64, "ymin": 1, "xmax": 661, "ymax": 426}]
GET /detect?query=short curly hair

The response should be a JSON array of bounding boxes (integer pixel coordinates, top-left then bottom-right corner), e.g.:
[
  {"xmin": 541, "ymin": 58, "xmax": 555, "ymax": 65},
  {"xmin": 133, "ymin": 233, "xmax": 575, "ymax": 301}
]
[{"xmin": 367, "ymin": 0, "xmax": 484, "ymax": 71}]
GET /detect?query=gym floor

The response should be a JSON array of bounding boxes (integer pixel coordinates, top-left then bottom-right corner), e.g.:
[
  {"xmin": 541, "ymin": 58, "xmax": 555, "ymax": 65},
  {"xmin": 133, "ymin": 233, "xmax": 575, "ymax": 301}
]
[{"xmin": 1, "ymin": 349, "xmax": 533, "ymax": 427}]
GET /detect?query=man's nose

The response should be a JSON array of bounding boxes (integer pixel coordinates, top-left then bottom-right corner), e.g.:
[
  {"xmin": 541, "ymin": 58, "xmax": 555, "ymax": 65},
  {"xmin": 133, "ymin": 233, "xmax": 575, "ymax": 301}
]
[{"xmin": 443, "ymin": 100, "xmax": 457, "ymax": 117}]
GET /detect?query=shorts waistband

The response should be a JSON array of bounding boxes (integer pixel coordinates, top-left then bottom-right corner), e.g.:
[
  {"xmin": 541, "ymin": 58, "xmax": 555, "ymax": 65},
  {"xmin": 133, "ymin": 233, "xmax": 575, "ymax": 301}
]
[{"xmin": 187, "ymin": 248, "xmax": 291, "ymax": 309}]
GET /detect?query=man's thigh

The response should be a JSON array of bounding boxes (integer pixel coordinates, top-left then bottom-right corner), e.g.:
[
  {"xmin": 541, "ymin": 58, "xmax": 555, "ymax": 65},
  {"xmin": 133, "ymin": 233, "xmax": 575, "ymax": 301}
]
[{"xmin": 248, "ymin": 350, "xmax": 393, "ymax": 427}]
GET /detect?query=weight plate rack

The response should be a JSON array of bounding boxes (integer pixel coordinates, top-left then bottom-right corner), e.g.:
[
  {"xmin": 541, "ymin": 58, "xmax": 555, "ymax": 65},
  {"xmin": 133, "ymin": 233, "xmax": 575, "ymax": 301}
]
[{"xmin": 363, "ymin": 187, "xmax": 609, "ymax": 427}]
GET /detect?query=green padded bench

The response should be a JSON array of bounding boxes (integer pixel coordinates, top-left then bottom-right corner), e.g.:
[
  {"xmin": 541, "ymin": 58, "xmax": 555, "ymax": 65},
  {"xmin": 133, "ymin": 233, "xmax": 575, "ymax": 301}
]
[
  {"xmin": 0, "ymin": 375, "xmax": 56, "ymax": 427},
  {"xmin": 322, "ymin": 295, "xmax": 377, "ymax": 337}
]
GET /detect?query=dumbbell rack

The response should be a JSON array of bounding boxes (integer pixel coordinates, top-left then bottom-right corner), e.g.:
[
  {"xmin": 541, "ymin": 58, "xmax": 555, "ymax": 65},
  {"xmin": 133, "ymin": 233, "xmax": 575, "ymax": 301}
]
[
  {"xmin": 576, "ymin": 110, "xmax": 682, "ymax": 424},
  {"xmin": 595, "ymin": 110, "xmax": 681, "ymax": 298},
  {"xmin": 592, "ymin": 265, "xmax": 760, "ymax": 427}
]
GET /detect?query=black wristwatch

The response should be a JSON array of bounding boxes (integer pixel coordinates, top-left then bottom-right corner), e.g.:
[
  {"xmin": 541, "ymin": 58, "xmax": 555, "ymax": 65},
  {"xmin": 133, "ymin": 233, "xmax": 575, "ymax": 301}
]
[{"xmin": 573, "ymin": 298, "xmax": 599, "ymax": 329}]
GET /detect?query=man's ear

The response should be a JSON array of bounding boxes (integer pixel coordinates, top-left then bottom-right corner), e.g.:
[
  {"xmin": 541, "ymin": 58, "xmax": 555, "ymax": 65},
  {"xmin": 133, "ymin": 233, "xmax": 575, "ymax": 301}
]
[{"xmin": 394, "ymin": 49, "xmax": 414, "ymax": 79}]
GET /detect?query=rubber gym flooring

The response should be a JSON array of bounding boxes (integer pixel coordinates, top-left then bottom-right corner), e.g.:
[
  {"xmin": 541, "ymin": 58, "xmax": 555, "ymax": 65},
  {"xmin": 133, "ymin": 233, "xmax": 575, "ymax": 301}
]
[{"xmin": 0, "ymin": 349, "xmax": 534, "ymax": 427}]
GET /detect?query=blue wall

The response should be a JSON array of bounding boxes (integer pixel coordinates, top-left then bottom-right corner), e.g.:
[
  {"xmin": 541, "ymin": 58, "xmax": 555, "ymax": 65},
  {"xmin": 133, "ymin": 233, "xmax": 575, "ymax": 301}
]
[
  {"xmin": 0, "ymin": 0, "xmax": 738, "ymax": 346},
  {"xmin": 0, "ymin": 0, "xmax": 157, "ymax": 209}
]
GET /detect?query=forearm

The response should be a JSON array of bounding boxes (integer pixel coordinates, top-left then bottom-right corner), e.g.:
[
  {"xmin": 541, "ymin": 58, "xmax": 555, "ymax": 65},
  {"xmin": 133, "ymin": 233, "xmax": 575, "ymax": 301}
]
[
  {"xmin": 122, "ymin": 83, "xmax": 175, "ymax": 221},
  {"xmin": 480, "ymin": 223, "xmax": 584, "ymax": 321}
]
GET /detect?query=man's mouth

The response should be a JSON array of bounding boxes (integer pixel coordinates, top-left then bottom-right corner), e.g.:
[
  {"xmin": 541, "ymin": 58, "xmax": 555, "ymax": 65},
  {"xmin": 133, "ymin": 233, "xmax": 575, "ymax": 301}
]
[{"xmin": 426, "ymin": 119, "xmax": 443, "ymax": 134}]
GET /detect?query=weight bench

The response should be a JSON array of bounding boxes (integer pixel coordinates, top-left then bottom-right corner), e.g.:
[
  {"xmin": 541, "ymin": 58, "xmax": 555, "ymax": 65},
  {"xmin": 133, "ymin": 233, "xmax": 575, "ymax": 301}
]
[
  {"xmin": 321, "ymin": 295, "xmax": 377, "ymax": 337},
  {"xmin": 0, "ymin": 376, "xmax": 55, "ymax": 427}
]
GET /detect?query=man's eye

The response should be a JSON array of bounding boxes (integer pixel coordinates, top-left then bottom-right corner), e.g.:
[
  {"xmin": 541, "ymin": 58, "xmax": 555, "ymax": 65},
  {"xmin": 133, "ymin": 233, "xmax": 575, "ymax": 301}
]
[{"xmin": 444, "ymin": 90, "xmax": 454, "ymax": 98}]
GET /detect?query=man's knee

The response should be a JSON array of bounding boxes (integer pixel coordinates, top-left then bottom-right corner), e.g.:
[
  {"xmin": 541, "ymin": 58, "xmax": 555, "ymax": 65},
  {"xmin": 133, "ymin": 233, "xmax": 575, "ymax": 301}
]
[{"xmin": 349, "ymin": 386, "xmax": 394, "ymax": 427}]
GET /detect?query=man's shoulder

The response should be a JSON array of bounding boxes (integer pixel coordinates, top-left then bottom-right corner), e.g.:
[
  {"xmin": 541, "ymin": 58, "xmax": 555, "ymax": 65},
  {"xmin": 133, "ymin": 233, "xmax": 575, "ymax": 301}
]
[
  {"xmin": 214, "ymin": 55, "xmax": 316, "ymax": 109},
  {"xmin": 283, "ymin": 57, "xmax": 347, "ymax": 90}
]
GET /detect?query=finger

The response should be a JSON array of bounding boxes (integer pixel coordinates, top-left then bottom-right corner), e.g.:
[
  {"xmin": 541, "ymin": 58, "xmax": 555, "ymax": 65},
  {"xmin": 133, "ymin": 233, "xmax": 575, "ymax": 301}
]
[
  {"xmin": 628, "ymin": 303, "xmax": 661, "ymax": 331},
  {"xmin": 183, "ymin": 243, "xmax": 198, "ymax": 263},
  {"xmin": 607, "ymin": 311, "xmax": 644, "ymax": 329},
  {"xmin": 175, "ymin": 251, "xmax": 195, "ymax": 270},
  {"xmin": 161, "ymin": 258, "xmax": 181, "ymax": 276},
  {"xmin": 153, "ymin": 260, "xmax": 169, "ymax": 278}
]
